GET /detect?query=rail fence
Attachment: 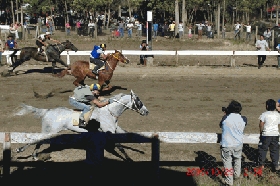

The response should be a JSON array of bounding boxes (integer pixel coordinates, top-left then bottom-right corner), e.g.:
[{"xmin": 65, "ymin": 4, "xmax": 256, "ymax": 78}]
[
  {"xmin": 2, "ymin": 50, "xmax": 280, "ymax": 67},
  {"xmin": 0, "ymin": 131, "xmax": 265, "ymax": 181}
]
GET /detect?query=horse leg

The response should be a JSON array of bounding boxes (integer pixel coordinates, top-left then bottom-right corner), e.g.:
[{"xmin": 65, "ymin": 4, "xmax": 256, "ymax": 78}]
[
  {"xmin": 57, "ymin": 58, "xmax": 68, "ymax": 68},
  {"xmin": 114, "ymin": 126, "xmax": 132, "ymax": 162},
  {"xmin": 31, "ymin": 143, "xmax": 42, "ymax": 161},
  {"xmin": 15, "ymin": 143, "xmax": 32, "ymax": 153},
  {"xmin": 73, "ymin": 76, "xmax": 86, "ymax": 86},
  {"xmin": 52, "ymin": 62, "xmax": 56, "ymax": 74},
  {"xmin": 115, "ymin": 143, "xmax": 133, "ymax": 162}
]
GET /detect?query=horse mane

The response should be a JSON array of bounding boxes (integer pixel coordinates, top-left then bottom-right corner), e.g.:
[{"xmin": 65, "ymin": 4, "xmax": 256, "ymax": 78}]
[{"xmin": 109, "ymin": 93, "xmax": 126, "ymax": 101}]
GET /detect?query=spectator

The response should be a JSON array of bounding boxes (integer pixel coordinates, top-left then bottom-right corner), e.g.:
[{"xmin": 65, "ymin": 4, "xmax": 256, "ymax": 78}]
[
  {"xmin": 139, "ymin": 40, "xmax": 149, "ymax": 66},
  {"xmin": 47, "ymin": 18, "xmax": 54, "ymax": 35},
  {"xmin": 76, "ymin": 20, "xmax": 82, "ymax": 36},
  {"xmin": 0, "ymin": 38, "xmax": 3, "ymax": 66},
  {"xmin": 255, "ymin": 34, "xmax": 270, "ymax": 69},
  {"xmin": 206, "ymin": 23, "xmax": 212, "ymax": 38},
  {"xmin": 258, "ymin": 99, "xmax": 280, "ymax": 171},
  {"xmin": 263, "ymin": 28, "xmax": 271, "ymax": 46},
  {"xmin": 136, "ymin": 21, "xmax": 142, "ymax": 38},
  {"xmin": 220, "ymin": 100, "xmax": 247, "ymax": 186},
  {"xmin": 24, "ymin": 19, "xmax": 30, "ymax": 35},
  {"xmin": 195, "ymin": 22, "xmax": 204, "ymax": 40},
  {"xmin": 153, "ymin": 22, "xmax": 158, "ymax": 39},
  {"xmin": 275, "ymin": 35, "xmax": 280, "ymax": 69},
  {"xmin": 126, "ymin": 21, "xmax": 133, "ymax": 38},
  {"xmin": 178, "ymin": 21, "xmax": 184, "ymax": 39},
  {"xmin": 88, "ymin": 20, "xmax": 95, "ymax": 38},
  {"xmin": 243, "ymin": 23, "xmax": 251, "ymax": 41},
  {"xmin": 168, "ymin": 21, "xmax": 175, "ymax": 39},
  {"xmin": 163, "ymin": 21, "xmax": 169, "ymax": 37},
  {"xmin": 65, "ymin": 21, "xmax": 71, "ymax": 36},
  {"xmin": 118, "ymin": 20, "xmax": 124, "ymax": 38},
  {"xmin": 9, "ymin": 22, "xmax": 19, "ymax": 39},
  {"xmin": 222, "ymin": 25, "xmax": 226, "ymax": 39},
  {"xmin": 187, "ymin": 24, "xmax": 192, "ymax": 39},
  {"xmin": 234, "ymin": 21, "xmax": 241, "ymax": 40}
]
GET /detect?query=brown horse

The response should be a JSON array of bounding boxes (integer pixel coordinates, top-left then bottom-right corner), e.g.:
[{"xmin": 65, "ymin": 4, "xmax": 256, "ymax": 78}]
[{"xmin": 55, "ymin": 50, "xmax": 129, "ymax": 91}]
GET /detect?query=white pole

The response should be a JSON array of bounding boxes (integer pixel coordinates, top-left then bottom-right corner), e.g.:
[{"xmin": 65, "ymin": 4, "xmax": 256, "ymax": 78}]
[
  {"xmin": 67, "ymin": 51, "xmax": 70, "ymax": 65},
  {"xmin": 146, "ymin": 21, "xmax": 148, "ymax": 44}
]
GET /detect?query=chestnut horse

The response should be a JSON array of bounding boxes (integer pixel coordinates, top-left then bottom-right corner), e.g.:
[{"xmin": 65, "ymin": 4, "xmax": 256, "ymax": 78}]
[{"xmin": 55, "ymin": 50, "xmax": 129, "ymax": 91}]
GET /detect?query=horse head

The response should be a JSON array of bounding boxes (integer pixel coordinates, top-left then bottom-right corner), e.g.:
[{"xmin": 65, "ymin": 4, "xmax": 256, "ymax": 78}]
[
  {"xmin": 62, "ymin": 40, "xmax": 78, "ymax": 52},
  {"xmin": 113, "ymin": 50, "xmax": 130, "ymax": 64},
  {"xmin": 130, "ymin": 90, "xmax": 149, "ymax": 116}
]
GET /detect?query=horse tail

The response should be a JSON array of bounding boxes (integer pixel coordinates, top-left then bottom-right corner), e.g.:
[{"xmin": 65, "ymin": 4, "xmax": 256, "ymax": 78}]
[
  {"xmin": 14, "ymin": 103, "xmax": 48, "ymax": 118},
  {"xmin": 54, "ymin": 66, "xmax": 71, "ymax": 78}
]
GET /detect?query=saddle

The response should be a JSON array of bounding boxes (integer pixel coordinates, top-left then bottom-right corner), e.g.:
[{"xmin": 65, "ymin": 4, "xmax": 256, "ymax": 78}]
[
  {"xmin": 72, "ymin": 107, "xmax": 95, "ymax": 126},
  {"xmin": 89, "ymin": 61, "xmax": 105, "ymax": 71}
]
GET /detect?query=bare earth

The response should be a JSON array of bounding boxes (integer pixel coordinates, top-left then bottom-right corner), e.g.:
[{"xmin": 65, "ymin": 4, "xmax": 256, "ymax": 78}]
[{"xmin": 0, "ymin": 32, "xmax": 279, "ymax": 185}]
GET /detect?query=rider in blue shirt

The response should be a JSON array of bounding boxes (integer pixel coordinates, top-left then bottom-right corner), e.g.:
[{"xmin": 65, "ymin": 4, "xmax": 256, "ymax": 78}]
[{"xmin": 90, "ymin": 43, "xmax": 107, "ymax": 75}]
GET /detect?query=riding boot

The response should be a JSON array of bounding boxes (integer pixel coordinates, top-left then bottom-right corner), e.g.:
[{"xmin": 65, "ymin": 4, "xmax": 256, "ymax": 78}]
[
  {"xmin": 79, "ymin": 119, "xmax": 86, "ymax": 128},
  {"xmin": 92, "ymin": 65, "xmax": 100, "ymax": 75}
]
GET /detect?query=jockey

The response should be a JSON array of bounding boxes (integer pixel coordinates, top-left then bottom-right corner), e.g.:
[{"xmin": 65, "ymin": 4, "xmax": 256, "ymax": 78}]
[
  {"xmin": 69, "ymin": 83, "xmax": 113, "ymax": 128},
  {"xmin": 36, "ymin": 32, "xmax": 60, "ymax": 56},
  {"xmin": 90, "ymin": 43, "xmax": 107, "ymax": 75}
]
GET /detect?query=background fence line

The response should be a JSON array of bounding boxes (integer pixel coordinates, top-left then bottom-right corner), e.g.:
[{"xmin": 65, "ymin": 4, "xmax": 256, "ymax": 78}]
[{"xmin": 3, "ymin": 50, "xmax": 280, "ymax": 66}]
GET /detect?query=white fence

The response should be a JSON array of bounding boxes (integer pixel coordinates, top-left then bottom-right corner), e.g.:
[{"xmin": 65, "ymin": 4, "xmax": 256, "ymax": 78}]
[
  {"xmin": 0, "ymin": 131, "xmax": 262, "ymax": 179},
  {"xmin": 3, "ymin": 50, "xmax": 280, "ymax": 67}
]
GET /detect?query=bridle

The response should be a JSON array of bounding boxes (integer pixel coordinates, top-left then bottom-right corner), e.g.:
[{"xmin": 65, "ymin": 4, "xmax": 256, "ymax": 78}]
[{"xmin": 107, "ymin": 97, "xmax": 142, "ymax": 118}]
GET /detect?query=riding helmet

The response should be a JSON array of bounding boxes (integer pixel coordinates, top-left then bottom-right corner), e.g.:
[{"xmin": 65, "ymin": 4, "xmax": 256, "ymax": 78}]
[
  {"xmin": 90, "ymin": 83, "xmax": 101, "ymax": 91},
  {"xmin": 100, "ymin": 43, "xmax": 106, "ymax": 48}
]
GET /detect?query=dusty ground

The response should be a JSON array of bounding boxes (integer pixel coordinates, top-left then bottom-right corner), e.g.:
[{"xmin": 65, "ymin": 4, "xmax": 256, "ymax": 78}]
[{"xmin": 0, "ymin": 30, "xmax": 280, "ymax": 185}]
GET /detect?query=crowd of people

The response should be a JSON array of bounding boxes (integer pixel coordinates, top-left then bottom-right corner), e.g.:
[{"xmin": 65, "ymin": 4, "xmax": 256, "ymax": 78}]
[{"xmin": 219, "ymin": 99, "xmax": 280, "ymax": 186}]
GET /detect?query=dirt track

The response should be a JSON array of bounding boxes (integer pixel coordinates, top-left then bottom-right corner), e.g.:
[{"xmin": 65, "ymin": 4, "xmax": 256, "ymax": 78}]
[{"xmin": 1, "ymin": 35, "xmax": 280, "ymax": 185}]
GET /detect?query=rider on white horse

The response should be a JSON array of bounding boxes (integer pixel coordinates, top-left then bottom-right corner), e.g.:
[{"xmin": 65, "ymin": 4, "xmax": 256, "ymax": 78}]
[{"xmin": 69, "ymin": 83, "xmax": 113, "ymax": 128}]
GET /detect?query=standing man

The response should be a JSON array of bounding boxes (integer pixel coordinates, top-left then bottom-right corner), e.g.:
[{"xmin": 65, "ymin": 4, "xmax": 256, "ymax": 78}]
[
  {"xmin": 168, "ymin": 21, "xmax": 175, "ymax": 39},
  {"xmin": 258, "ymin": 99, "xmax": 280, "ymax": 171},
  {"xmin": 243, "ymin": 23, "xmax": 251, "ymax": 41},
  {"xmin": 118, "ymin": 20, "xmax": 124, "ymax": 38},
  {"xmin": 255, "ymin": 34, "xmax": 270, "ymax": 69},
  {"xmin": 153, "ymin": 21, "xmax": 158, "ymax": 39},
  {"xmin": 234, "ymin": 21, "xmax": 241, "ymax": 40},
  {"xmin": 136, "ymin": 21, "xmax": 142, "ymax": 38},
  {"xmin": 196, "ymin": 22, "xmax": 204, "ymax": 40},
  {"xmin": 220, "ymin": 100, "xmax": 247, "ymax": 186},
  {"xmin": 88, "ymin": 20, "xmax": 95, "ymax": 38}
]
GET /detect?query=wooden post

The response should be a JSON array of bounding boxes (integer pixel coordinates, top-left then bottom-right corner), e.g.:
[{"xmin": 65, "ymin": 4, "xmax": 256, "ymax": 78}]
[
  {"xmin": 151, "ymin": 133, "xmax": 160, "ymax": 180},
  {"xmin": 255, "ymin": 26, "xmax": 258, "ymax": 42},
  {"xmin": 230, "ymin": 51, "xmax": 235, "ymax": 67},
  {"xmin": 175, "ymin": 50, "xmax": 178, "ymax": 66},
  {"xmin": 3, "ymin": 132, "xmax": 11, "ymax": 178},
  {"xmin": 272, "ymin": 30, "xmax": 274, "ymax": 49}
]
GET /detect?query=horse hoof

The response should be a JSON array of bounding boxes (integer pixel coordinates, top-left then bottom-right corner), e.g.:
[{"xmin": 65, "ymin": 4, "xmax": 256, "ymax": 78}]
[{"xmin": 15, "ymin": 148, "xmax": 23, "ymax": 153}]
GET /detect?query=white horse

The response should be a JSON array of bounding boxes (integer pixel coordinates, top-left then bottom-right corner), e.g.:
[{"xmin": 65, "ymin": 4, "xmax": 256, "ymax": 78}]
[{"xmin": 14, "ymin": 90, "xmax": 149, "ymax": 160}]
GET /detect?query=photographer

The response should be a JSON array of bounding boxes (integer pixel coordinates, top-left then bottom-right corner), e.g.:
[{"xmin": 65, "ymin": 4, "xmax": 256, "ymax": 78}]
[{"xmin": 220, "ymin": 100, "xmax": 247, "ymax": 186}]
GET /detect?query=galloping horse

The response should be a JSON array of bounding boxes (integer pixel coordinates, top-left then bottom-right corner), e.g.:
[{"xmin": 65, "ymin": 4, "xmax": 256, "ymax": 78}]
[
  {"xmin": 14, "ymin": 90, "xmax": 149, "ymax": 161},
  {"xmin": 9, "ymin": 40, "xmax": 78, "ymax": 74},
  {"xmin": 54, "ymin": 50, "xmax": 129, "ymax": 91}
]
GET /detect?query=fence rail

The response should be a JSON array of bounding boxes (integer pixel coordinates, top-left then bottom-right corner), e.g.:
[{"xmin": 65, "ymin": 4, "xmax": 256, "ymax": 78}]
[{"xmin": 3, "ymin": 50, "xmax": 280, "ymax": 66}]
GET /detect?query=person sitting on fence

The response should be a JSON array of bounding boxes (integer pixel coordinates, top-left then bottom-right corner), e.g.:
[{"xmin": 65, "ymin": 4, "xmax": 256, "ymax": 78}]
[
  {"xmin": 36, "ymin": 32, "xmax": 60, "ymax": 56},
  {"xmin": 90, "ymin": 43, "xmax": 107, "ymax": 75},
  {"xmin": 69, "ymin": 83, "xmax": 112, "ymax": 128}
]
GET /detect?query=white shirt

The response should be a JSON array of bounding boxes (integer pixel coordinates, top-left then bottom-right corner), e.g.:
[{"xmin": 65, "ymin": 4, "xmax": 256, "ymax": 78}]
[
  {"xmin": 259, "ymin": 111, "xmax": 280, "ymax": 136},
  {"xmin": 178, "ymin": 24, "xmax": 183, "ymax": 32},
  {"xmin": 255, "ymin": 40, "xmax": 268, "ymax": 51},
  {"xmin": 207, "ymin": 25, "xmax": 211, "ymax": 31},
  {"xmin": 88, "ymin": 23, "xmax": 95, "ymax": 28},
  {"xmin": 195, "ymin": 24, "xmax": 205, "ymax": 30},
  {"xmin": 127, "ymin": 23, "xmax": 133, "ymax": 29},
  {"xmin": 245, "ymin": 25, "xmax": 251, "ymax": 33},
  {"xmin": 235, "ymin": 24, "xmax": 241, "ymax": 30}
]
